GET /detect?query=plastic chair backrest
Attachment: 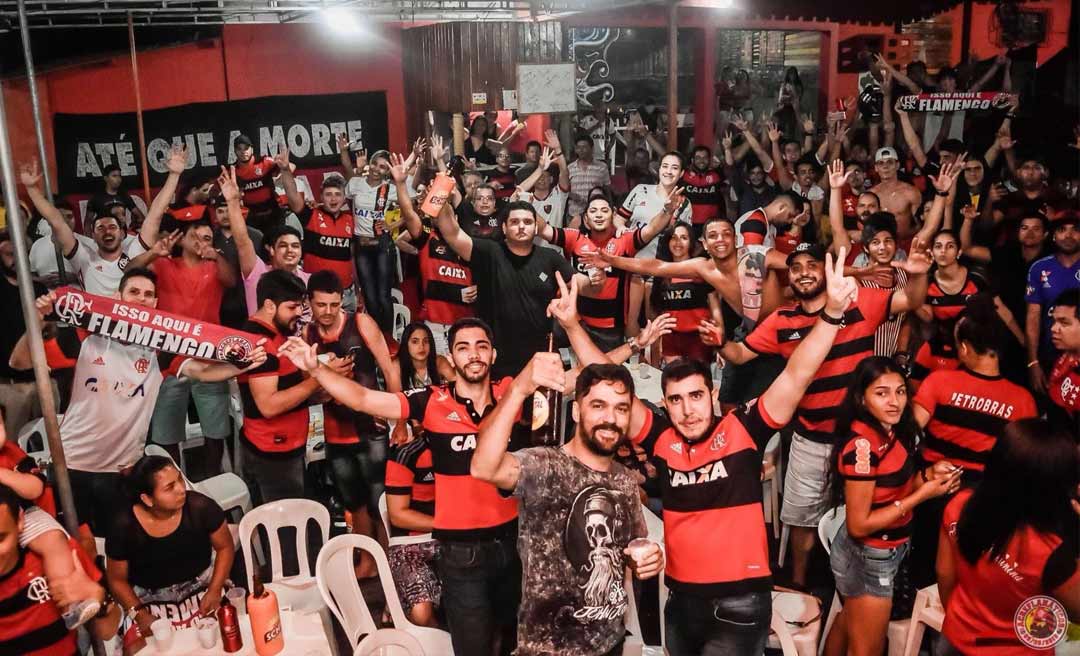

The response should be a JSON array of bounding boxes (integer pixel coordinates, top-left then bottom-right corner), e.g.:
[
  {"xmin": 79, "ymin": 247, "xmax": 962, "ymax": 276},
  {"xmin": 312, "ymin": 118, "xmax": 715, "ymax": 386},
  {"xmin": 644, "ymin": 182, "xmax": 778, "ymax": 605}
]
[
  {"xmin": 377, "ymin": 493, "xmax": 432, "ymax": 547},
  {"xmin": 17, "ymin": 416, "xmax": 60, "ymax": 458},
  {"xmin": 317, "ymin": 534, "xmax": 380, "ymax": 647},
  {"xmin": 818, "ymin": 506, "xmax": 847, "ymax": 555},
  {"xmin": 238, "ymin": 498, "xmax": 331, "ymax": 590},
  {"xmin": 143, "ymin": 443, "xmax": 201, "ymax": 489},
  {"xmin": 354, "ymin": 628, "xmax": 426, "ymax": 656},
  {"xmin": 392, "ymin": 304, "xmax": 411, "ymax": 342}
]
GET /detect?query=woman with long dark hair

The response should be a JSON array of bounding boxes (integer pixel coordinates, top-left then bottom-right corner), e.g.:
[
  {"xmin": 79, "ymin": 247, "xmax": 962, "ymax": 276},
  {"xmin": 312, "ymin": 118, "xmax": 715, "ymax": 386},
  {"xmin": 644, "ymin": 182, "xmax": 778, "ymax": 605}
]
[
  {"xmin": 395, "ymin": 322, "xmax": 453, "ymax": 391},
  {"xmin": 105, "ymin": 455, "xmax": 234, "ymax": 642},
  {"xmin": 649, "ymin": 223, "xmax": 715, "ymax": 364},
  {"xmin": 937, "ymin": 418, "xmax": 1080, "ymax": 654},
  {"xmin": 824, "ymin": 357, "xmax": 961, "ymax": 656}
]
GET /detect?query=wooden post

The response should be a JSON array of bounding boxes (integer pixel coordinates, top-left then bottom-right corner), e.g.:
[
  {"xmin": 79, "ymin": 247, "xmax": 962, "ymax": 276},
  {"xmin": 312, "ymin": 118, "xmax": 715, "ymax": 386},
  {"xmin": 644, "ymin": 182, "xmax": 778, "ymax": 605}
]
[
  {"xmin": 666, "ymin": 1, "xmax": 679, "ymax": 151},
  {"xmin": 452, "ymin": 112, "xmax": 466, "ymax": 156},
  {"xmin": 128, "ymin": 13, "xmax": 151, "ymax": 202},
  {"xmin": 693, "ymin": 24, "xmax": 717, "ymax": 149}
]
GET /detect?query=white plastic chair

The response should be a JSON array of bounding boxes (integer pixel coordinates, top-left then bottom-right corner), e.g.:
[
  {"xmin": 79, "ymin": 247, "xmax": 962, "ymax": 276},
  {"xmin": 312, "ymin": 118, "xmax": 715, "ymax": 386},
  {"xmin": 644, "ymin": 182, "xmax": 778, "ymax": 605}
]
[
  {"xmin": 144, "ymin": 444, "xmax": 251, "ymax": 520},
  {"xmin": 316, "ymin": 534, "xmax": 452, "ymax": 654},
  {"xmin": 17, "ymin": 415, "xmax": 61, "ymax": 466},
  {"xmin": 390, "ymin": 288, "xmax": 404, "ymax": 306},
  {"xmin": 392, "ymin": 303, "xmax": 411, "ymax": 343},
  {"xmin": 354, "ymin": 628, "xmax": 426, "ymax": 656},
  {"xmin": 377, "ymin": 493, "xmax": 433, "ymax": 547},
  {"xmin": 769, "ymin": 589, "xmax": 822, "ymax": 656},
  {"xmin": 238, "ymin": 498, "xmax": 330, "ymax": 611},
  {"xmin": 817, "ymin": 506, "xmax": 846, "ymax": 656},
  {"xmin": 901, "ymin": 584, "xmax": 944, "ymax": 656},
  {"xmin": 761, "ymin": 432, "xmax": 782, "ymax": 540}
]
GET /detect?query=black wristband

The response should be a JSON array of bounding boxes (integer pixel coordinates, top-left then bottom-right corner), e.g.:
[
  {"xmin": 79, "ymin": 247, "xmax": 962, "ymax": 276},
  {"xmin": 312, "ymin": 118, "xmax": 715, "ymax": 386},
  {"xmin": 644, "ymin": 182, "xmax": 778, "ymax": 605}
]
[
  {"xmin": 820, "ymin": 312, "xmax": 845, "ymax": 326},
  {"xmin": 934, "ymin": 189, "xmax": 949, "ymax": 197}
]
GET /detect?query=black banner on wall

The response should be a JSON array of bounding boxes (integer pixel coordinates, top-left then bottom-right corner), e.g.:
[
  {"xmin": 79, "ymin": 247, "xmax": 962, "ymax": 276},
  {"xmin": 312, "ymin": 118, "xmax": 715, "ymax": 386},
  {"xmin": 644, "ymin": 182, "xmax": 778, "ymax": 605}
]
[{"xmin": 53, "ymin": 91, "xmax": 388, "ymax": 193}]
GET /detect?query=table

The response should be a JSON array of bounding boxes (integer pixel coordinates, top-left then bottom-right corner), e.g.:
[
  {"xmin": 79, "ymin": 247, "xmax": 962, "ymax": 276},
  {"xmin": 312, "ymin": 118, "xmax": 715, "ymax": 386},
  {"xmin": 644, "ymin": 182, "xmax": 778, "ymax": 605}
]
[{"xmin": 135, "ymin": 609, "xmax": 333, "ymax": 655}]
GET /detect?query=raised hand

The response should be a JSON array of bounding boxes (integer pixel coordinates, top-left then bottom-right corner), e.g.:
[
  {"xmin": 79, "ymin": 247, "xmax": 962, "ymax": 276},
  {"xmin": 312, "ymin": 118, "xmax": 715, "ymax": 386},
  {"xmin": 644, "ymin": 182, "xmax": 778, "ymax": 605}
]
[
  {"xmin": 546, "ymin": 271, "xmax": 581, "ymax": 328},
  {"xmin": 273, "ymin": 146, "xmax": 290, "ymax": 171},
  {"xmin": 538, "ymin": 147, "xmax": 554, "ymax": 171},
  {"xmin": 802, "ymin": 114, "xmax": 815, "ymax": 134},
  {"xmin": 732, "ymin": 117, "xmax": 750, "ymax": 133},
  {"xmin": 197, "ymin": 240, "xmax": 221, "ymax": 262},
  {"xmin": 828, "ymin": 159, "xmax": 851, "ymax": 189},
  {"xmin": 766, "ymin": 122, "xmax": 782, "ymax": 143},
  {"xmin": 151, "ymin": 230, "xmax": 182, "ymax": 258},
  {"xmin": 34, "ymin": 291, "xmax": 57, "ymax": 322},
  {"xmin": 278, "ymin": 336, "xmax": 319, "ymax": 372},
  {"xmin": 959, "ymin": 205, "xmax": 979, "ymax": 223},
  {"xmin": 217, "ymin": 166, "xmax": 240, "ymax": 202},
  {"xmin": 517, "ymin": 351, "xmax": 566, "ymax": 396},
  {"xmin": 413, "ymin": 137, "xmax": 427, "ymax": 157},
  {"xmin": 166, "ymin": 144, "xmax": 187, "ymax": 175},
  {"xmin": 336, "ymin": 133, "xmax": 350, "ymax": 153},
  {"xmin": 544, "ymin": 128, "xmax": 561, "ymax": 151},
  {"xmin": 895, "ymin": 237, "xmax": 932, "ymax": 275},
  {"xmin": 996, "ymin": 131, "xmax": 1016, "ymax": 151},
  {"xmin": 720, "ymin": 132, "xmax": 734, "ymax": 151},
  {"xmin": 19, "ymin": 160, "xmax": 42, "ymax": 188},
  {"xmin": 638, "ymin": 313, "xmax": 677, "ymax": 349},
  {"xmin": 880, "ymin": 67, "xmax": 892, "ymax": 88},
  {"xmin": 388, "ymin": 152, "xmax": 409, "ymax": 184},
  {"xmin": 354, "ymin": 148, "xmax": 368, "ymax": 173},
  {"xmin": 430, "ymin": 135, "xmax": 445, "ymax": 161},
  {"xmin": 824, "ymin": 248, "xmax": 858, "ymax": 316},
  {"xmin": 930, "ymin": 153, "xmax": 966, "ymax": 194},
  {"xmin": 663, "ymin": 187, "xmax": 686, "ymax": 215}
]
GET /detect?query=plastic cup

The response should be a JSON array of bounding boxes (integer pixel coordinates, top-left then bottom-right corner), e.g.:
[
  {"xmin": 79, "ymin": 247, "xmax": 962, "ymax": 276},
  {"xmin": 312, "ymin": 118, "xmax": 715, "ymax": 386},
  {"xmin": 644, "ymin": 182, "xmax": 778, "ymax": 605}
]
[
  {"xmin": 196, "ymin": 616, "xmax": 218, "ymax": 648},
  {"xmin": 627, "ymin": 538, "xmax": 655, "ymax": 565},
  {"xmin": 226, "ymin": 587, "xmax": 247, "ymax": 615},
  {"xmin": 150, "ymin": 618, "xmax": 173, "ymax": 650}
]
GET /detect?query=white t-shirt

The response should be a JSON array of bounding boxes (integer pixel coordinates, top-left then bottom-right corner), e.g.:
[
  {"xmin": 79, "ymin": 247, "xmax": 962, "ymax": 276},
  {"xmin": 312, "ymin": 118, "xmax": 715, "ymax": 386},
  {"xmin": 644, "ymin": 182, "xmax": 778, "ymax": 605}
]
[
  {"xmin": 66, "ymin": 237, "xmax": 147, "ymax": 296},
  {"xmin": 30, "ymin": 233, "xmax": 94, "ymax": 288},
  {"xmin": 791, "ymin": 181, "xmax": 825, "ymax": 202},
  {"xmin": 619, "ymin": 184, "xmax": 692, "ymax": 258},
  {"xmin": 346, "ymin": 176, "xmax": 414, "ymax": 238},
  {"xmin": 53, "ymin": 330, "xmax": 188, "ymax": 472},
  {"xmin": 527, "ymin": 188, "xmax": 568, "ymax": 252}
]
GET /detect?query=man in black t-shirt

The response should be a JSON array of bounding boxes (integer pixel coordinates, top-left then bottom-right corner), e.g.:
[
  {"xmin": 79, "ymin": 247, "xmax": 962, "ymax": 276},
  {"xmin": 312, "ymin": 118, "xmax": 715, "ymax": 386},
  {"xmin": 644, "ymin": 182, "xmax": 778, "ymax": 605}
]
[
  {"xmin": 457, "ymin": 183, "xmax": 504, "ymax": 241},
  {"xmin": 85, "ymin": 164, "xmax": 144, "ymax": 228},
  {"xmin": 435, "ymin": 200, "xmax": 596, "ymax": 377}
]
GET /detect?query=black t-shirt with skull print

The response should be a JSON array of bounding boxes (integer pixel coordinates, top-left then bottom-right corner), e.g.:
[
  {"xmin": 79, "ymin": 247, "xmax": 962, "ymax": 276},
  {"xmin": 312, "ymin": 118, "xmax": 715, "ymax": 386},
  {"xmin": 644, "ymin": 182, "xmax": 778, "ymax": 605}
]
[{"xmin": 511, "ymin": 446, "xmax": 647, "ymax": 656}]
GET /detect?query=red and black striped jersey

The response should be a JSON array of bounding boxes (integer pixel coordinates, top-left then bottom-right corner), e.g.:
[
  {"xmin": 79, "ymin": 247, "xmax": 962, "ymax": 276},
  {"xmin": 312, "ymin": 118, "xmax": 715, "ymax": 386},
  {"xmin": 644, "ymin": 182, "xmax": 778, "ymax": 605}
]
[
  {"xmin": 0, "ymin": 544, "xmax": 99, "ymax": 656},
  {"xmin": 733, "ymin": 208, "xmax": 771, "ymax": 247},
  {"xmin": 237, "ymin": 318, "xmax": 309, "ymax": 454},
  {"xmin": 416, "ymin": 231, "xmax": 474, "ymax": 325},
  {"xmin": 553, "ymin": 227, "xmax": 645, "ymax": 330},
  {"xmin": 941, "ymin": 489, "xmax": 1079, "ymax": 655},
  {"xmin": 633, "ymin": 399, "xmax": 780, "ymax": 596},
  {"xmin": 914, "ymin": 368, "xmax": 1037, "ymax": 472},
  {"xmin": 298, "ymin": 206, "xmax": 355, "ymax": 288},
  {"xmin": 924, "ymin": 272, "xmax": 985, "ymax": 359},
  {"xmin": 385, "ymin": 436, "xmax": 436, "ymax": 537},
  {"xmin": 395, "ymin": 378, "xmax": 522, "ymax": 541},
  {"xmin": 681, "ymin": 168, "xmax": 724, "ymax": 225},
  {"xmin": 1049, "ymin": 352, "xmax": 1080, "ymax": 415},
  {"xmin": 837, "ymin": 420, "xmax": 917, "ymax": 548},
  {"xmin": 653, "ymin": 276, "xmax": 712, "ymax": 333},
  {"xmin": 234, "ymin": 156, "xmax": 279, "ymax": 211},
  {"xmin": 745, "ymin": 287, "xmax": 893, "ymax": 442}
]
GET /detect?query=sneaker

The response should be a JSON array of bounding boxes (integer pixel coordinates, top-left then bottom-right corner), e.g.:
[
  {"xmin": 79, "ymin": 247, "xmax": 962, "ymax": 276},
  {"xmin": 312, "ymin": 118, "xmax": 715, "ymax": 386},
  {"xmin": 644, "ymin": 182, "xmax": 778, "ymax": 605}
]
[{"xmin": 62, "ymin": 598, "xmax": 101, "ymax": 630}]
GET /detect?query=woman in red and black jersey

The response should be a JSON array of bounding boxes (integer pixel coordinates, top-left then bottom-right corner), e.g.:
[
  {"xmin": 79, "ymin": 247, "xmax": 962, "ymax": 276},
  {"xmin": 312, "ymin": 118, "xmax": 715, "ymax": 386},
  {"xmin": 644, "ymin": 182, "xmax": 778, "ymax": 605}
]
[
  {"xmin": 824, "ymin": 357, "xmax": 962, "ymax": 656},
  {"xmin": 911, "ymin": 231, "xmax": 1024, "ymax": 384},
  {"xmin": 649, "ymin": 223, "xmax": 719, "ymax": 363},
  {"xmin": 937, "ymin": 419, "xmax": 1079, "ymax": 655}
]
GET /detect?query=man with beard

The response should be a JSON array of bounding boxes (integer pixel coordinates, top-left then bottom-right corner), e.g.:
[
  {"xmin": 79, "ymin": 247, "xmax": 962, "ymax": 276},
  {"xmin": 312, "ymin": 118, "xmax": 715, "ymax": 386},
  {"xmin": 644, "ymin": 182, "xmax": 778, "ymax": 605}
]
[
  {"xmin": 277, "ymin": 317, "xmax": 523, "ymax": 655},
  {"xmin": 232, "ymin": 135, "xmax": 287, "ymax": 231},
  {"xmin": 828, "ymin": 157, "xmax": 963, "ymax": 357},
  {"xmin": 535, "ymin": 191, "xmax": 681, "ymax": 351},
  {"xmin": 515, "ymin": 140, "xmax": 571, "ymax": 238},
  {"xmin": 870, "ymin": 147, "xmax": 922, "ymax": 241},
  {"xmin": 1025, "ymin": 215, "xmax": 1080, "ymax": 395},
  {"xmin": 472, "ymin": 342, "xmax": 663, "ymax": 653},
  {"xmin": 435, "ymin": 200, "xmax": 594, "ymax": 377},
  {"xmin": 719, "ymin": 240, "xmax": 931, "ymax": 588},
  {"xmin": 235, "ymin": 269, "xmax": 324, "ymax": 504},
  {"xmin": 682, "ymin": 145, "xmax": 725, "ymax": 241},
  {"xmin": 558, "ymin": 249, "xmax": 858, "ymax": 654},
  {"xmin": 990, "ymin": 155, "xmax": 1063, "ymax": 240}
]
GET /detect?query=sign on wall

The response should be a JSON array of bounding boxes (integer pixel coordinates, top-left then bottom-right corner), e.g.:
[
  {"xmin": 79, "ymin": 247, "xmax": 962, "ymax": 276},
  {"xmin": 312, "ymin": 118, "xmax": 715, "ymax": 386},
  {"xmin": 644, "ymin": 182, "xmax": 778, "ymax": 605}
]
[{"xmin": 53, "ymin": 91, "xmax": 389, "ymax": 194}]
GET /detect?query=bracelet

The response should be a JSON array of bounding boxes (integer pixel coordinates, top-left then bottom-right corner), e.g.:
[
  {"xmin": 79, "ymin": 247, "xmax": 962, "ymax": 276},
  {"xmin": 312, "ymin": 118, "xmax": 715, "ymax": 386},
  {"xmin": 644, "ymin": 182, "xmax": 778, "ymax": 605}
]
[
  {"xmin": 1027, "ymin": 360, "xmax": 1040, "ymax": 369},
  {"xmin": 820, "ymin": 311, "xmax": 845, "ymax": 326},
  {"xmin": 893, "ymin": 499, "xmax": 907, "ymax": 516},
  {"xmin": 934, "ymin": 189, "xmax": 950, "ymax": 197},
  {"xmin": 626, "ymin": 336, "xmax": 644, "ymax": 355}
]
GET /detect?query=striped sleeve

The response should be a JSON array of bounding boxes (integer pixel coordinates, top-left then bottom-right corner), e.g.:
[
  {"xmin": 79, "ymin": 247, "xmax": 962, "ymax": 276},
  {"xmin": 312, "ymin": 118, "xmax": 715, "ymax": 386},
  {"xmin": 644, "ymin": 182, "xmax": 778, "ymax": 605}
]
[
  {"xmin": 738, "ymin": 215, "xmax": 768, "ymax": 246},
  {"xmin": 618, "ymin": 186, "xmax": 639, "ymax": 219},
  {"xmin": 839, "ymin": 437, "xmax": 880, "ymax": 481}
]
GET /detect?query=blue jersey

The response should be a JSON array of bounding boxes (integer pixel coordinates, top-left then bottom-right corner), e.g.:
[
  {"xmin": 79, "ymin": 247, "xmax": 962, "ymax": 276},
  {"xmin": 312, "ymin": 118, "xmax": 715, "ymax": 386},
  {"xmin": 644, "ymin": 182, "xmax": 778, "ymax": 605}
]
[{"xmin": 1026, "ymin": 254, "xmax": 1080, "ymax": 361}]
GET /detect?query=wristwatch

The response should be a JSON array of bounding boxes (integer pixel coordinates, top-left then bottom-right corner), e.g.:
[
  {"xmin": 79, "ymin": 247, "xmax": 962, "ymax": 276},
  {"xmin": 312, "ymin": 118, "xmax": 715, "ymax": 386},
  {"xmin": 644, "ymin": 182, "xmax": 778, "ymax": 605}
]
[
  {"xmin": 934, "ymin": 189, "xmax": 950, "ymax": 197},
  {"xmin": 626, "ymin": 336, "xmax": 644, "ymax": 355},
  {"xmin": 820, "ymin": 311, "xmax": 845, "ymax": 327}
]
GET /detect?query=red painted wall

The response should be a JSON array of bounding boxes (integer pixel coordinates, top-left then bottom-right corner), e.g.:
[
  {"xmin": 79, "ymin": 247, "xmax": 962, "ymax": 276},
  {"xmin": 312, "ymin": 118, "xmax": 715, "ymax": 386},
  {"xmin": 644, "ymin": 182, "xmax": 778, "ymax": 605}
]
[{"xmin": 2, "ymin": 22, "xmax": 408, "ymax": 197}]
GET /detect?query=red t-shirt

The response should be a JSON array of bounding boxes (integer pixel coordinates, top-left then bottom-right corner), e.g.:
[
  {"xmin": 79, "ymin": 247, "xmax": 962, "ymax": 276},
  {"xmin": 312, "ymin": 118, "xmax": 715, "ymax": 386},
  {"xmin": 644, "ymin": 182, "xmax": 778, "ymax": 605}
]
[
  {"xmin": 153, "ymin": 257, "xmax": 225, "ymax": 323},
  {"xmin": 234, "ymin": 156, "xmax": 279, "ymax": 211},
  {"xmin": 941, "ymin": 489, "xmax": 1079, "ymax": 655},
  {"xmin": 1049, "ymin": 352, "xmax": 1080, "ymax": 415},
  {"xmin": 0, "ymin": 442, "xmax": 56, "ymax": 516}
]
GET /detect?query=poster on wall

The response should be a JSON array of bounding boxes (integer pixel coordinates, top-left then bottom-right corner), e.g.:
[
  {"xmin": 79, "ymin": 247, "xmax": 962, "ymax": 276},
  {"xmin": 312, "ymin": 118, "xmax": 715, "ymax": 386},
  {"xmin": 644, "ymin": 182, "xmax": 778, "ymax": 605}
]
[{"xmin": 53, "ymin": 91, "xmax": 389, "ymax": 194}]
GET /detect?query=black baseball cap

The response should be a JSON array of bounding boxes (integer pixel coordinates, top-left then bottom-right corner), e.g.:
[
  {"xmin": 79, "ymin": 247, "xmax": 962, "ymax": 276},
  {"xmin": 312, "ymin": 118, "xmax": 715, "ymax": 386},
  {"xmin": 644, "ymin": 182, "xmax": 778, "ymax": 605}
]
[
  {"xmin": 786, "ymin": 242, "xmax": 827, "ymax": 266},
  {"xmin": 234, "ymin": 134, "xmax": 253, "ymax": 148}
]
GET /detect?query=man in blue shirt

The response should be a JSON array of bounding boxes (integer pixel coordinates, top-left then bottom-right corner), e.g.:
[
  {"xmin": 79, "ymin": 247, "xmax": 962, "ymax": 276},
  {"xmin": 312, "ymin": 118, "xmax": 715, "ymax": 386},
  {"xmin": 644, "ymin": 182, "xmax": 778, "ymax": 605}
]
[{"xmin": 1026, "ymin": 214, "xmax": 1080, "ymax": 394}]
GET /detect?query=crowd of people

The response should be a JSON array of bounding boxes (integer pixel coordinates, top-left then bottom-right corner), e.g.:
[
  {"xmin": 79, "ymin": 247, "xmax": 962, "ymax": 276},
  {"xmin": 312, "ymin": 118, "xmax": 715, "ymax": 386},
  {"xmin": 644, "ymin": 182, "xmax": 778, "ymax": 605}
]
[{"xmin": 0, "ymin": 49, "xmax": 1078, "ymax": 656}]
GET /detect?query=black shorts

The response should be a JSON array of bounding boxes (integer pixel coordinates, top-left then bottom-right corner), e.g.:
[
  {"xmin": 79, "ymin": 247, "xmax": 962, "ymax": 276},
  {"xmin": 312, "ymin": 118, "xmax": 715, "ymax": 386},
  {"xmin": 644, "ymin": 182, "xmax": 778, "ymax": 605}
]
[{"xmin": 326, "ymin": 438, "xmax": 387, "ymax": 512}]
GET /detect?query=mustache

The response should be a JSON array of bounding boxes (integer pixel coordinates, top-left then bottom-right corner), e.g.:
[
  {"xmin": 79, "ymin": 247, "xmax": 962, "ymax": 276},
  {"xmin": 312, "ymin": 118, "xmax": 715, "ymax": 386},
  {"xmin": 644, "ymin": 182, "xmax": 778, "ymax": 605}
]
[{"xmin": 590, "ymin": 422, "xmax": 625, "ymax": 439}]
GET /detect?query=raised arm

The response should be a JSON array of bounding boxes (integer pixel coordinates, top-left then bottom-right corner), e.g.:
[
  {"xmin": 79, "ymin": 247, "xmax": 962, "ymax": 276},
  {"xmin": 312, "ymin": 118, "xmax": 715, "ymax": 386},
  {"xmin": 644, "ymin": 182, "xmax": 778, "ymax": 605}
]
[
  {"xmin": 827, "ymin": 160, "xmax": 853, "ymax": 255},
  {"xmin": 217, "ymin": 166, "xmax": 259, "ymax": 278},
  {"xmin": 337, "ymin": 133, "xmax": 364, "ymax": 182},
  {"xmin": 915, "ymin": 155, "xmax": 965, "ymax": 243},
  {"xmin": 544, "ymin": 129, "xmax": 572, "ymax": 192},
  {"xmin": 875, "ymin": 54, "xmax": 922, "ymax": 94},
  {"xmin": 732, "ymin": 117, "xmax": 773, "ymax": 170},
  {"xmin": 894, "ymin": 101, "xmax": 928, "ymax": 169},
  {"xmin": 19, "ymin": 161, "xmax": 75, "ymax": 255},
  {"xmin": 768, "ymin": 123, "xmax": 794, "ymax": 189},
  {"xmin": 969, "ymin": 54, "xmax": 1007, "ymax": 93},
  {"xmin": 516, "ymin": 147, "xmax": 554, "ymax": 194},
  {"xmin": 889, "ymin": 238, "xmax": 932, "ymax": 314},
  {"xmin": 958, "ymin": 205, "xmax": 991, "ymax": 262},
  {"xmin": 389, "ymin": 153, "xmax": 425, "ymax": 241},
  {"xmin": 278, "ymin": 337, "xmax": 406, "ymax": 419},
  {"xmin": 758, "ymin": 249, "xmax": 857, "ymax": 425},
  {"xmin": 274, "ymin": 147, "xmax": 305, "ymax": 214},
  {"xmin": 434, "ymin": 200, "xmax": 474, "ymax": 262},
  {"xmin": 139, "ymin": 144, "xmax": 188, "ymax": 248}
]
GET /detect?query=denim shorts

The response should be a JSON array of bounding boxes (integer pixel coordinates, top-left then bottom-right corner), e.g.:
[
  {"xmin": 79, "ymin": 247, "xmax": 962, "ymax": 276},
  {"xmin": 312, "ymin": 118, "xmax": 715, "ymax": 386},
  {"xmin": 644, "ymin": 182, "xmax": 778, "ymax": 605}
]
[{"xmin": 829, "ymin": 521, "xmax": 910, "ymax": 599}]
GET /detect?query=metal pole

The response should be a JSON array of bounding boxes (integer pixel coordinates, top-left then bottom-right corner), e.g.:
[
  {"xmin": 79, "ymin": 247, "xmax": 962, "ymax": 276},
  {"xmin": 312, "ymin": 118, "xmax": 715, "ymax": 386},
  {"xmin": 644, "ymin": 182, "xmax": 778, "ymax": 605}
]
[
  {"xmin": 666, "ymin": 1, "xmax": 679, "ymax": 151},
  {"xmin": 128, "ymin": 13, "xmax": 151, "ymax": 202},
  {"xmin": 17, "ymin": 0, "xmax": 67, "ymax": 284}
]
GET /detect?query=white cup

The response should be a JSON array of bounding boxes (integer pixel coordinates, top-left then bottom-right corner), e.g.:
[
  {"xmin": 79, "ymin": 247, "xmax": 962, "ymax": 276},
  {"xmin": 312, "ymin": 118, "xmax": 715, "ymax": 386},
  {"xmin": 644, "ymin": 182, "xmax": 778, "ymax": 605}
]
[
  {"xmin": 226, "ymin": 587, "xmax": 247, "ymax": 615},
  {"xmin": 627, "ymin": 538, "xmax": 655, "ymax": 565},
  {"xmin": 150, "ymin": 618, "xmax": 173, "ymax": 651},
  {"xmin": 196, "ymin": 617, "xmax": 218, "ymax": 648}
]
